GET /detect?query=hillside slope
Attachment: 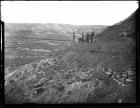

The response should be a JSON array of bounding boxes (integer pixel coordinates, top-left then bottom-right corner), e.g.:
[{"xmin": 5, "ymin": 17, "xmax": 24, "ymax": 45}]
[
  {"xmin": 97, "ymin": 9, "xmax": 137, "ymax": 41},
  {"xmin": 4, "ymin": 10, "xmax": 137, "ymax": 103}
]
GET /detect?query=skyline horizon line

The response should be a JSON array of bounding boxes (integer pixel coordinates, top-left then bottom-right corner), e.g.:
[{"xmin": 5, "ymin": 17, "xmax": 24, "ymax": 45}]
[
  {"xmin": 3, "ymin": 8, "xmax": 137, "ymax": 26},
  {"xmin": 2, "ymin": 1, "xmax": 138, "ymax": 25}
]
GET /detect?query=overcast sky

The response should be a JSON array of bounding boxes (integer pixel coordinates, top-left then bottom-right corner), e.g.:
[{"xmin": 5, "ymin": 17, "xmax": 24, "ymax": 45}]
[{"xmin": 1, "ymin": 1, "xmax": 138, "ymax": 25}]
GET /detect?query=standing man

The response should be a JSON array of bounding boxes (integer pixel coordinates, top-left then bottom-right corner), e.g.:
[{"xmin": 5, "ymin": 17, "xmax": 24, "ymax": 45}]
[
  {"xmin": 81, "ymin": 33, "xmax": 84, "ymax": 43},
  {"xmin": 86, "ymin": 33, "xmax": 90, "ymax": 43},
  {"xmin": 90, "ymin": 32, "xmax": 95, "ymax": 43},
  {"xmin": 72, "ymin": 32, "xmax": 76, "ymax": 43}
]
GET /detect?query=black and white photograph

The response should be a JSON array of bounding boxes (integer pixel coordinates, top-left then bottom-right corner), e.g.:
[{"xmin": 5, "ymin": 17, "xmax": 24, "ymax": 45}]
[{"xmin": 1, "ymin": 1, "xmax": 138, "ymax": 104}]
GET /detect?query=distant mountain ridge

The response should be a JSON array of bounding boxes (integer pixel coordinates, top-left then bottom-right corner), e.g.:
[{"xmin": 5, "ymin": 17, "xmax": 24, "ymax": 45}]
[{"xmin": 5, "ymin": 23, "xmax": 107, "ymax": 40}]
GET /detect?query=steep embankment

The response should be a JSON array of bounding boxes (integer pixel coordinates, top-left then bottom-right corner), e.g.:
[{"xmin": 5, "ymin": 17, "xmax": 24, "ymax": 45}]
[
  {"xmin": 97, "ymin": 9, "xmax": 136, "ymax": 41},
  {"xmin": 4, "ymin": 10, "xmax": 137, "ymax": 103}
]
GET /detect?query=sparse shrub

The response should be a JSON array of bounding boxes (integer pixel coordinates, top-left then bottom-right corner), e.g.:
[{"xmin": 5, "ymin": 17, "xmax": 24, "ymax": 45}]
[
  {"xmin": 15, "ymin": 72, "xmax": 22, "ymax": 78},
  {"xmin": 9, "ymin": 79, "xmax": 15, "ymax": 85},
  {"xmin": 32, "ymin": 63, "xmax": 37, "ymax": 68}
]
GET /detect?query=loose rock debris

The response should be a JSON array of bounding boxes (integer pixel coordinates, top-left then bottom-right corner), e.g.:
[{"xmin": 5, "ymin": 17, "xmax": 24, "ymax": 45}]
[{"xmin": 5, "ymin": 54, "xmax": 135, "ymax": 103}]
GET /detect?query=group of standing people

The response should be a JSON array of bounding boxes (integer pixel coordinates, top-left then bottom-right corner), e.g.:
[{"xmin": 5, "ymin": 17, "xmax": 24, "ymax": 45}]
[{"xmin": 72, "ymin": 31, "xmax": 95, "ymax": 43}]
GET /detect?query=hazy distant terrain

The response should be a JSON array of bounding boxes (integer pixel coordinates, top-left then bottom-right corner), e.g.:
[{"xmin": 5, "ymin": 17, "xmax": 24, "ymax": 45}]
[
  {"xmin": 4, "ymin": 10, "xmax": 137, "ymax": 104},
  {"xmin": 5, "ymin": 23, "xmax": 106, "ymax": 68},
  {"xmin": 5, "ymin": 23, "xmax": 107, "ymax": 40}
]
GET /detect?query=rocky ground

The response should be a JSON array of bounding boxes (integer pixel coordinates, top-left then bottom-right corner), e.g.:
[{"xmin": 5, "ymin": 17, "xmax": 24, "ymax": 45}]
[{"xmin": 5, "ymin": 50, "xmax": 136, "ymax": 104}]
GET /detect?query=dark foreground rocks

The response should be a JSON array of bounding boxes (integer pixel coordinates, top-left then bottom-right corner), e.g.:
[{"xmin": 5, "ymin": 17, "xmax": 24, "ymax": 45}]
[{"xmin": 5, "ymin": 52, "xmax": 136, "ymax": 104}]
